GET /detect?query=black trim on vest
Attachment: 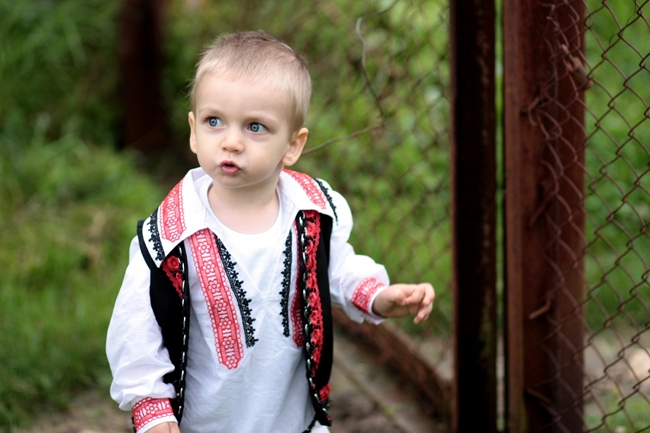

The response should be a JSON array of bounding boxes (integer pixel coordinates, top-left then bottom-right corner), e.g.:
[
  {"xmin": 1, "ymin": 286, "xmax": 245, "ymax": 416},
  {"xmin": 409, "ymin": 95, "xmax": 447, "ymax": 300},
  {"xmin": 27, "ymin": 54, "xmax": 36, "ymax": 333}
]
[
  {"xmin": 137, "ymin": 220, "xmax": 190, "ymax": 424},
  {"xmin": 313, "ymin": 178, "xmax": 338, "ymax": 224},
  {"xmin": 145, "ymin": 208, "xmax": 165, "ymax": 262},
  {"xmin": 279, "ymin": 231, "xmax": 293, "ymax": 338},
  {"xmin": 316, "ymin": 215, "xmax": 334, "ymax": 403},
  {"xmin": 296, "ymin": 211, "xmax": 333, "ymax": 429}
]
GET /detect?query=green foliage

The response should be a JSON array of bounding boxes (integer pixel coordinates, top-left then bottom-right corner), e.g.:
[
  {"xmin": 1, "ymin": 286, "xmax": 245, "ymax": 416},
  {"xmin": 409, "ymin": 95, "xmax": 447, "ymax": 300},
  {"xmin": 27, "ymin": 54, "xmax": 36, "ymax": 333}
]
[
  {"xmin": 0, "ymin": 0, "xmax": 120, "ymax": 145},
  {"xmin": 0, "ymin": 0, "xmax": 139, "ymax": 427},
  {"xmin": 0, "ymin": 133, "xmax": 163, "ymax": 429}
]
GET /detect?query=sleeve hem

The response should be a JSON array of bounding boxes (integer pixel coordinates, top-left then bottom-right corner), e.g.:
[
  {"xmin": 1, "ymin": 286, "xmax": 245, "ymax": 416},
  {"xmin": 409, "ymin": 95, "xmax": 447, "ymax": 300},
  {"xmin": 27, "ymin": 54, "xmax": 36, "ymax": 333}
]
[
  {"xmin": 351, "ymin": 277, "xmax": 388, "ymax": 323},
  {"xmin": 364, "ymin": 284, "xmax": 390, "ymax": 324},
  {"xmin": 132, "ymin": 397, "xmax": 176, "ymax": 433}
]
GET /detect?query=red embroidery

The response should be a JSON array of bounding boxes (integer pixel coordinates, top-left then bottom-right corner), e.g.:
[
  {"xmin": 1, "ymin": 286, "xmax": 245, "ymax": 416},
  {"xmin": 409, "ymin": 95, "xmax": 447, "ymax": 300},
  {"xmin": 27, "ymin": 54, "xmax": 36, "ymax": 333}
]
[
  {"xmin": 284, "ymin": 170, "xmax": 327, "ymax": 210},
  {"xmin": 352, "ymin": 277, "xmax": 385, "ymax": 314},
  {"xmin": 189, "ymin": 229, "xmax": 244, "ymax": 369},
  {"xmin": 132, "ymin": 398, "xmax": 174, "ymax": 432},
  {"xmin": 291, "ymin": 288, "xmax": 305, "ymax": 347},
  {"xmin": 160, "ymin": 179, "xmax": 186, "ymax": 242},
  {"xmin": 319, "ymin": 383, "xmax": 331, "ymax": 402},
  {"xmin": 304, "ymin": 211, "xmax": 324, "ymax": 370},
  {"xmin": 291, "ymin": 223, "xmax": 305, "ymax": 347},
  {"xmin": 161, "ymin": 255, "xmax": 183, "ymax": 298}
]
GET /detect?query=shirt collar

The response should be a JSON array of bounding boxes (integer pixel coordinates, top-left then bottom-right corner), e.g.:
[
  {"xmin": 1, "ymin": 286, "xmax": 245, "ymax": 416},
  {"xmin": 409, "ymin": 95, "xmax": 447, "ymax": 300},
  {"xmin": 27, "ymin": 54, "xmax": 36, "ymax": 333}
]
[{"xmin": 141, "ymin": 168, "xmax": 338, "ymax": 267}]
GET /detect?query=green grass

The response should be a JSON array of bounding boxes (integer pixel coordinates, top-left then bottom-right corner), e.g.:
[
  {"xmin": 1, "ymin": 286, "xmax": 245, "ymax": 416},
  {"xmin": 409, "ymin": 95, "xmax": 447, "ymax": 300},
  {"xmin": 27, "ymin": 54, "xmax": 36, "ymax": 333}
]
[
  {"xmin": 0, "ymin": 135, "xmax": 164, "ymax": 429},
  {"xmin": 0, "ymin": 0, "xmax": 120, "ymax": 146}
]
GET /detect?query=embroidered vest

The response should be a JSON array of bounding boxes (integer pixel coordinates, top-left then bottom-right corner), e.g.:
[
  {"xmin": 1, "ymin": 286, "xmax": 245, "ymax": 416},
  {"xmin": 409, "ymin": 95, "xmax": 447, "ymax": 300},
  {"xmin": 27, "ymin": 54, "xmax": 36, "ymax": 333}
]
[{"xmin": 136, "ymin": 210, "xmax": 334, "ymax": 431}]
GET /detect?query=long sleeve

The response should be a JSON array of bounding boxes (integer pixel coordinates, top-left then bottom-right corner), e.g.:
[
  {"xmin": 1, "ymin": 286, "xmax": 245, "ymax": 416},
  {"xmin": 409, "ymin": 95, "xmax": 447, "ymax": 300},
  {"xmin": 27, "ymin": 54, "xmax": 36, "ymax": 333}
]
[
  {"xmin": 325, "ymin": 187, "xmax": 390, "ymax": 324},
  {"xmin": 106, "ymin": 237, "xmax": 178, "ymax": 431}
]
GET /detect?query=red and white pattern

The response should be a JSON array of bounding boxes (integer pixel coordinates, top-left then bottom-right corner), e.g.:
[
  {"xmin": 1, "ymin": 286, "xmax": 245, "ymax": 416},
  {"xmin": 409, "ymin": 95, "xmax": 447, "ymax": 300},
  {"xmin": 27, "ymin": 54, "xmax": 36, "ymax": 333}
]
[
  {"xmin": 291, "ymin": 221, "xmax": 305, "ymax": 347},
  {"xmin": 132, "ymin": 397, "xmax": 174, "ymax": 432},
  {"xmin": 284, "ymin": 169, "xmax": 327, "ymax": 210},
  {"xmin": 160, "ymin": 179, "xmax": 186, "ymax": 242},
  {"xmin": 189, "ymin": 229, "xmax": 244, "ymax": 370},
  {"xmin": 291, "ymin": 280, "xmax": 305, "ymax": 348},
  {"xmin": 304, "ymin": 211, "xmax": 324, "ymax": 370},
  {"xmin": 352, "ymin": 277, "xmax": 385, "ymax": 314}
]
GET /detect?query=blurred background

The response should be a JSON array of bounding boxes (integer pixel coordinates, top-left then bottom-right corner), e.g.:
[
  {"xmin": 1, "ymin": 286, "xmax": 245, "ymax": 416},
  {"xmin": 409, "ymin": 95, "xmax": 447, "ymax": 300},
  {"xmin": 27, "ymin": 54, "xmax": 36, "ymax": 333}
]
[
  {"xmin": 0, "ymin": 0, "xmax": 648, "ymax": 432},
  {"xmin": 0, "ymin": 0, "xmax": 452, "ymax": 429}
]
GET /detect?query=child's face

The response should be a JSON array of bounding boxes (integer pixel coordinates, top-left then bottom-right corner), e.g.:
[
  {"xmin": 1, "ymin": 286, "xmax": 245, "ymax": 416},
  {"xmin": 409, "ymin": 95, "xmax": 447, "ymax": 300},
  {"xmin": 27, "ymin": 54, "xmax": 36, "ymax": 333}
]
[{"xmin": 188, "ymin": 73, "xmax": 308, "ymax": 195}]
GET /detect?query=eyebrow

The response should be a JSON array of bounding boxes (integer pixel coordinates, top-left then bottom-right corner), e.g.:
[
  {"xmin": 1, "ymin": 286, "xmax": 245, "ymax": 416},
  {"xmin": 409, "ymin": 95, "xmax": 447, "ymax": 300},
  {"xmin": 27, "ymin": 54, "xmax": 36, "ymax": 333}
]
[{"xmin": 199, "ymin": 107, "xmax": 280, "ymax": 124}]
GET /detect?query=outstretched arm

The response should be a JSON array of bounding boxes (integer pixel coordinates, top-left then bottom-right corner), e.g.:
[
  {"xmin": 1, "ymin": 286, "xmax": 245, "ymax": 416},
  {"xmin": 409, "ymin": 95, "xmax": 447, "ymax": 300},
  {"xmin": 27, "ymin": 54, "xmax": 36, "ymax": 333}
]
[{"xmin": 371, "ymin": 283, "xmax": 435, "ymax": 324}]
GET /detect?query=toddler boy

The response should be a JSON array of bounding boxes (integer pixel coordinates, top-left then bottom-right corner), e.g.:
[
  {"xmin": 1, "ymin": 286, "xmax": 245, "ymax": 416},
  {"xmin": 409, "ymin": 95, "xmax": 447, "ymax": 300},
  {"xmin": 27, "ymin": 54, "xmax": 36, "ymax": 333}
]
[{"xmin": 106, "ymin": 31, "xmax": 434, "ymax": 433}]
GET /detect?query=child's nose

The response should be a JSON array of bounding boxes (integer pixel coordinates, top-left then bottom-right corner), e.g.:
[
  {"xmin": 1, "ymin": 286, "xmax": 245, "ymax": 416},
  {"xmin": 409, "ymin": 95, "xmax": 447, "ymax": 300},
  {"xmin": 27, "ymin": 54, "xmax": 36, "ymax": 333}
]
[{"xmin": 221, "ymin": 128, "xmax": 244, "ymax": 153}]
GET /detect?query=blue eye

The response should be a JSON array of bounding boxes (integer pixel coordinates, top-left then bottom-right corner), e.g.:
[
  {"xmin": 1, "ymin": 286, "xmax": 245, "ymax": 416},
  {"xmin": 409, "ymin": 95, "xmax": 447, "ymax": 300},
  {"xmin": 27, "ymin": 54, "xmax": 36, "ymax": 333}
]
[
  {"xmin": 249, "ymin": 123, "xmax": 266, "ymax": 133},
  {"xmin": 208, "ymin": 117, "xmax": 222, "ymax": 127}
]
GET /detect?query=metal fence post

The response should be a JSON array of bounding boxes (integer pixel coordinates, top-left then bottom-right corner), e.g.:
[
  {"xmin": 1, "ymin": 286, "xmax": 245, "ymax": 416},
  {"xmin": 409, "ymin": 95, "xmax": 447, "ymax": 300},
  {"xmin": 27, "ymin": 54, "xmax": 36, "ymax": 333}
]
[
  {"xmin": 503, "ymin": 1, "xmax": 587, "ymax": 431},
  {"xmin": 450, "ymin": 0, "xmax": 497, "ymax": 431},
  {"xmin": 118, "ymin": 0, "xmax": 169, "ymax": 151}
]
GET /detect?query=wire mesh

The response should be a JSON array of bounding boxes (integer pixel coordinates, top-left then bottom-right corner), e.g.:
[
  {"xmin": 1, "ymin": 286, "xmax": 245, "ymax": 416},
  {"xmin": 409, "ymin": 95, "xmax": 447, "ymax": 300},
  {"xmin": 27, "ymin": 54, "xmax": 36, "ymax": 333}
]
[
  {"xmin": 521, "ymin": 0, "xmax": 650, "ymax": 431},
  {"xmin": 583, "ymin": 1, "xmax": 650, "ymax": 431},
  {"xmin": 291, "ymin": 0, "xmax": 454, "ymax": 376}
]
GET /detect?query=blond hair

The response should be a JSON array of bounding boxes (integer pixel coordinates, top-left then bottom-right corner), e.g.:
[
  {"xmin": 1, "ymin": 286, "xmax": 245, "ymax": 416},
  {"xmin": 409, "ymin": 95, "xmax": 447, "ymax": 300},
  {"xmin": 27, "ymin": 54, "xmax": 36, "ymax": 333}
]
[{"xmin": 190, "ymin": 31, "xmax": 312, "ymax": 131}]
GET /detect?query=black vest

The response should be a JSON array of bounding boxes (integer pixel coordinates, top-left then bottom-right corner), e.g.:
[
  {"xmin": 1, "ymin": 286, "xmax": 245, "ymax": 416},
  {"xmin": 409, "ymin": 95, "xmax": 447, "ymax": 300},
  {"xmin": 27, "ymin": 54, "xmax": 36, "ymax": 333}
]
[{"xmin": 136, "ymin": 210, "xmax": 333, "ymax": 431}]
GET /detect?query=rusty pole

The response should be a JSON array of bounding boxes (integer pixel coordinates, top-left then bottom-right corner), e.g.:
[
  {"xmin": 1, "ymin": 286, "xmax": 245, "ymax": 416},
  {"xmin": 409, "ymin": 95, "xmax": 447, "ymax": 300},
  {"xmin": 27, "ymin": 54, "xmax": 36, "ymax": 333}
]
[
  {"xmin": 450, "ymin": 0, "xmax": 497, "ymax": 431},
  {"xmin": 118, "ymin": 0, "xmax": 169, "ymax": 151},
  {"xmin": 503, "ymin": 1, "xmax": 586, "ymax": 432}
]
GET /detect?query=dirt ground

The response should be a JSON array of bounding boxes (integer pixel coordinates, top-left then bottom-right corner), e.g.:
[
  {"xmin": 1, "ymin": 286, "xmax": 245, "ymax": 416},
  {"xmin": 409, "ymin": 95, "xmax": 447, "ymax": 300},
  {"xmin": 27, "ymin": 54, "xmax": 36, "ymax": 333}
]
[
  {"xmin": 16, "ymin": 371, "xmax": 402, "ymax": 433},
  {"xmin": 17, "ymin": 328, "xmax": 439, "ymax": 433},
  {"xmin": 18, "ymin": 328, "xmax": 648, "ymax": 433}
]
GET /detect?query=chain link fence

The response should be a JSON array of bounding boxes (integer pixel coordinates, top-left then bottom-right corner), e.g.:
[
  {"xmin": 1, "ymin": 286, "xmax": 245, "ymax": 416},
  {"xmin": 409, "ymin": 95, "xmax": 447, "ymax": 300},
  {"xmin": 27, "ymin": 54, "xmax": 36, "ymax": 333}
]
[
  {"xmin": 294, "ymin": 0, "xmax": 454, "ymax": 371},
  {"xmin": 514, "ymin": 0, "xmax": 650, "ymax": 431},
  {"xmin": 583, "ymin": 1, "xmax": 650, "ymax": 431}
]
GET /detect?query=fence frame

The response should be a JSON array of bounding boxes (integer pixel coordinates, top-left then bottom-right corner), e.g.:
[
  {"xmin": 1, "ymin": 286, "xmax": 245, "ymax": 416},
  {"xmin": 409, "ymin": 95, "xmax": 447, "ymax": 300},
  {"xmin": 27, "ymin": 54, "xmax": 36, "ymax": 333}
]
[{"xmin": 503, "ymin": 1, "xmax": 587, "ymax": 431}]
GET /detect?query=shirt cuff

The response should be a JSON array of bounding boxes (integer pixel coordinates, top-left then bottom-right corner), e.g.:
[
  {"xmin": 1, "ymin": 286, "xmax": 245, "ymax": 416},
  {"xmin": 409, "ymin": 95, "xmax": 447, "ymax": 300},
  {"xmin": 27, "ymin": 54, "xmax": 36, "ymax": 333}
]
[
  {"xmin": 132, "ymin": 397, "xmax": 177, "ymax": 433},
  {"xmin": 351, "ymin": 277, "xmax": 388, "ymax": 324}
]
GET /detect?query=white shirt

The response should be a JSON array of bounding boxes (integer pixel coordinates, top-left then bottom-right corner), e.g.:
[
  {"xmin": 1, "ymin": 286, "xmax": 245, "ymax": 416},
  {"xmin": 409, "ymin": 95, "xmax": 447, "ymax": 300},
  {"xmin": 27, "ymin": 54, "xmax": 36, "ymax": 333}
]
[{"xmin": 106, "ymin": 168, "xmax": 389, "ymax": 433}]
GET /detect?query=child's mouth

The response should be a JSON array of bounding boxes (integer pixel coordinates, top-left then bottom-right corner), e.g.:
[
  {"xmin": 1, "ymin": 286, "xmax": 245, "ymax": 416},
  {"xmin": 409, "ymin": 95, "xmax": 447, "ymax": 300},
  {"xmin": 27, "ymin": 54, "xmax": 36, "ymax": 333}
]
[{"xmin": 219, "ymin": 162, "xmax": 241, "ymax": 175}]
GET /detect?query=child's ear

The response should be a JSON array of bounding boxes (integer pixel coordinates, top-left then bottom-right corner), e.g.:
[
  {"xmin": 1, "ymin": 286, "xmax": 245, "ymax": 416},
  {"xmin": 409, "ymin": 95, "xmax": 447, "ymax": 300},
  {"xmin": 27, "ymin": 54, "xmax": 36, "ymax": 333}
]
[
  {"xmin": 188, "ymin": 112, "xmax": 198, "ymax": 154},
  {"xmin": 283, "ymin": 127, "xmax": 308, "ymax": 167}
]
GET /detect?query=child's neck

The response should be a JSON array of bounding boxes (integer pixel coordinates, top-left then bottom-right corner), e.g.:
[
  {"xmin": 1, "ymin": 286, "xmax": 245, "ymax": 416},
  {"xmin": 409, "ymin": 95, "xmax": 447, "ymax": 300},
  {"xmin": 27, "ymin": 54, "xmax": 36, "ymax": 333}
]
[{"xmin": 207, "ymin": 184, "xmax": 279, "ymax": 234}]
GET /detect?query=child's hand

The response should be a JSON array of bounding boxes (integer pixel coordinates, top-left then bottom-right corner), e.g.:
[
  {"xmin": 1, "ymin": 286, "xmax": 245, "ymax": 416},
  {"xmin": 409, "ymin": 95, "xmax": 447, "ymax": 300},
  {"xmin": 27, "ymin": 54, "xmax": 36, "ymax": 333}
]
[
  {"xmin": 147, "ymin": 422, "xmax": 180, "ymax": 433},
  {"xmin": 372, "ymin": 283, "xmax": 435, "ymax": 324}
]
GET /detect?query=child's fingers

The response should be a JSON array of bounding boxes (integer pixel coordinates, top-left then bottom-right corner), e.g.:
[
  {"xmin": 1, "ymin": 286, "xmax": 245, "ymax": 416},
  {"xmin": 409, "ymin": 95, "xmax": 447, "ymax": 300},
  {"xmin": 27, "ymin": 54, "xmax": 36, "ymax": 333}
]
[
  {"xmin": 413, "ymin": 297, "xmax": 434, "ymax": 323},
  {"xmin": 403, "ymin": 283, "xmax": 433, "ymax": 306},
  {"xmin": 413, "ymin": 283, "xmax": 435, "ymax": 323},
  {"xmin": 422, "ymin": 283, "xmax": 435, "ymax": 305}
]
